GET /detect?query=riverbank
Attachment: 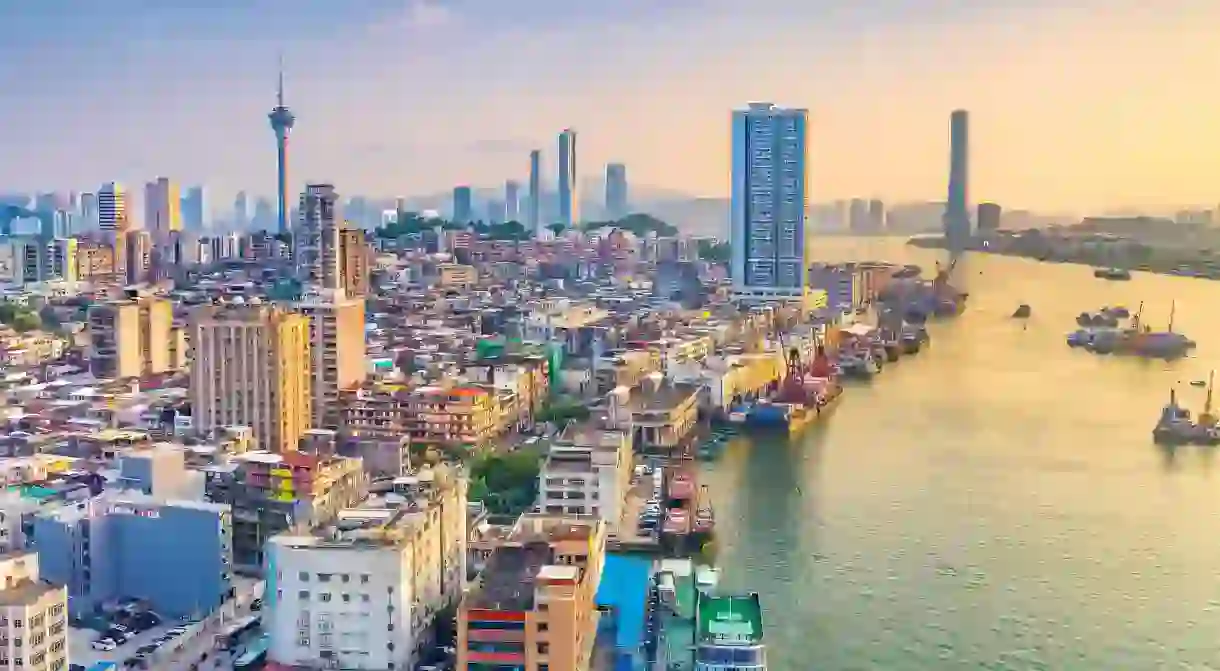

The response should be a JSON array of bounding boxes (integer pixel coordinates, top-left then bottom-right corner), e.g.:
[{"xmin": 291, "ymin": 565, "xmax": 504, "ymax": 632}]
[{"xmin": 907, "ymin": 233, "xmax": 1220, "ymax": 280}]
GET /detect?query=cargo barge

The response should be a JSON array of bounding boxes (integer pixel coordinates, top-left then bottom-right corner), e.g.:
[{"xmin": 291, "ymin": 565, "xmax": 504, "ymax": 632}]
[{"xmin": 743, "ymin": 345, "xmax": 842, "ymax": 434}]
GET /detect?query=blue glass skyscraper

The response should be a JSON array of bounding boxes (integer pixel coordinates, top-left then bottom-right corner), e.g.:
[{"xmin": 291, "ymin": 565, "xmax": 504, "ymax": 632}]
[
  {"xmin": 730, "ymin": 102, "xmax": 809, "ymax": 302},
  {"xmin": 944, "ymin": 109, "xmax": 971, "ymax": 250}
]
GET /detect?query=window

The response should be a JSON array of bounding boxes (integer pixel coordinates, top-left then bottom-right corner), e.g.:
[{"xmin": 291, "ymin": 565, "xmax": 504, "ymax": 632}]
[
  {"xmin": 537, "ymin": 643, "xmax": 549, "ymax": 655},
  {"xmin": 320, "ymin": 593, "xmax": 331, "ymax": 602},
  {"xmin": 298, "ymin": 572, "xmax": 309, "ymax": 581},
  {"xmin": 297, "ymin": 590, "xmax": 310, "ymax": 600},
  {"xmin": 360, "ymin": 574, "xmax": 370, "ymax": 584}
]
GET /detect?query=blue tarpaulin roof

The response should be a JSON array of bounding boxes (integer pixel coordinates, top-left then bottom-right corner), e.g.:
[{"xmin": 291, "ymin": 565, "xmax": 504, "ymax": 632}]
[{"xmin": 595, "ymin": 553, "xmax": 652, "ymax": 650}]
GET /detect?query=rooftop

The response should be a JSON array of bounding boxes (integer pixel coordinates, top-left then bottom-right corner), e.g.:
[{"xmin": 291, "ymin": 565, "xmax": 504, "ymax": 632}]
[
  {"xmin": 0, "ymin": 579, "xmax": 62, "ymax": 607},
  {"xmin": 697, "ymin": 594, "xmax": 763, "ymax": 646},
  {"xmin": 625, "ymin": 381, "xmax": 699, "ymax": 414},
  {"xmin": 467, "ymin": 541, "xmax": 554, "ymax": 611}
]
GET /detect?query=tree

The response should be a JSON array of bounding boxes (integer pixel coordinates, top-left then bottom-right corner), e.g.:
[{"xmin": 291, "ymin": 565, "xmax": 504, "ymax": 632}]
[
  {"xmin": 584, "ymin": 213, "xmax": 678, "ymax": 238},
  {"xmin": 468, "ymin": 449, "xmax": 544, "ymax": 515},
  {"xmin": 546, "ymin": 223, "xmax": 567, "ymax": 237},
  {"xmin": 697, "ymin": 239, "xmax": 731, "ymax": 263},
  {"xmin": 536, "ymin": 401, "xmax": 590, "ymax": 424},
  {"xmin": 37, "ymin": 306, "xmax": 61, "ymax": 331},
  {"xmin": 10, "ymin": 312, "xmax": 40, "ymax": 333}
]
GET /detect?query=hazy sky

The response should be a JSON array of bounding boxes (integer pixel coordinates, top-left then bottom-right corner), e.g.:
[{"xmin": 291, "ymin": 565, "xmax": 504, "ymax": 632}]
[{"xmin": 2, "ymin": 0, "xmax": 1218, "ymax": 212}]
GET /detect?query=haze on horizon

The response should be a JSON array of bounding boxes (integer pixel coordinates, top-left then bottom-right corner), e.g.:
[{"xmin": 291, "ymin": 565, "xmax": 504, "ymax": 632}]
[{"xmin": 1, "ymin": 0, "xmax": 1217, "ymax": 213}]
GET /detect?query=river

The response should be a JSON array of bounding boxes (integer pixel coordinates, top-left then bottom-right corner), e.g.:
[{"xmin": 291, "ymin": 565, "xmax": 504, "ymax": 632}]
[{"xmin": 704, "ymin": 237, "xmax": 1220, "ymax": 670}]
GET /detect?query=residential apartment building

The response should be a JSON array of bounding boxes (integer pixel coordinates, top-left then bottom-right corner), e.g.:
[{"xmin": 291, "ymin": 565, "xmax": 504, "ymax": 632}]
[
  {"xmin": 537, "ymin": 424, "xmax": 632, "ymax": 525},
  {"xmin": 74, "ymin": 242, "xmax": 112, "ymax": 281},
  {"xmin": 0, "ymin": 551, "xmax": 68, "ymax": 671},
  {"xmin": 297, "ymin": 293, "xmax": 366, "ymax": 432},
  {"xmin": 343, "ymin": 382, "xmax": 499, "ymax": 450},
  {"xmin": 123, "ymin": 230, "xmax": 153, "ymax": 285},
  {"xmin": 729, "ymin": 102, "xmax": 809, "ymax": 303},
  {"xmin": 86, "ymin": 295, "xmax": 173, "ymax": 379},
  {"xmin": 31, "ymin": 492, "xmax": 231, "ymax": 619},
  {"xmin": 435, "ymin": 263, "xmax": 477, "ymax": 289},
  {"xmin": 144, "ymin": 177, "xmax": 181, "ymax": 246},
  {"xmin": 189, "ymin": 305, "xmax": 311, "ymax": 453},
  {"xmin": 204, "ymin": 451, "xmax": 366, "ymax": 574},
  {"xmin": 265, "ymin": 467, "xmax": 467, "ymax": 670},
  {"xmin": 458, "ymin": 515, "xmax": 606, "ymax": 671},
  {"xmin": 295, "ymin": 184, "xmax": 342, "ymax": 290},
  {"xmin": 464, "ymin": 356, "xmax": 550, "ymax": 432},
  {"xmin": 338, "ymin": 228, "xmax": 370, "ymax": 297}
]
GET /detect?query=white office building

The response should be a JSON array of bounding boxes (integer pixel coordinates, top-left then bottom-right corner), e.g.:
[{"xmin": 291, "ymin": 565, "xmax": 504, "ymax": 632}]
[{"xmin": 729, "ymin": 102, "xmax": 809, "ymax": 303}]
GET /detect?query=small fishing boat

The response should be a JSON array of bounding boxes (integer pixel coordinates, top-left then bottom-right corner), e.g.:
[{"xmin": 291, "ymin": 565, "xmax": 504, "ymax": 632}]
[
  {"xmin": 1094, "ymin": 267, "xmax": 1132, "ymax": 281},
  {"xmin": 1012, "ymin": 304, "xmax": 1032, "ymax": 319}
]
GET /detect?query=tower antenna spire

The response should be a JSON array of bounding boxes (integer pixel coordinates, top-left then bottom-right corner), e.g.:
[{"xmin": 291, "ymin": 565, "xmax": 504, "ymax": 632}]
[{"xmin": 277, "ymin": 53, "xmax": 285, "ymax": 107}]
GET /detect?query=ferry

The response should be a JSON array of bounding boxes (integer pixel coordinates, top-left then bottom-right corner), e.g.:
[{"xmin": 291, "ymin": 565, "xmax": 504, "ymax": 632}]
[{"xmin": 694, "ymin": 592, "xmax": 767, "ymax": 670}]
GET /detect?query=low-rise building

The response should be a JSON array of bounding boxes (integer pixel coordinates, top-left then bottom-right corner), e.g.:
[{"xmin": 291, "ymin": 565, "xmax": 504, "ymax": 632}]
[
  {"xmin": 606, "ymin": 375, "xmax": 700, "ymax": 453},
  {"xmin": 204, "ymin": 451, "xmax": 366, "ymax": 574},
  {"xmin": 458, "ymin": 515, "xmax": 606, "ymax": 671},
  {"xmin": 265, "ymin": 467, "xmax": 467, "ymax": 670},
  {"xmin": 537, "ymin": 423, "xmax": 632, "ymax": 525}
]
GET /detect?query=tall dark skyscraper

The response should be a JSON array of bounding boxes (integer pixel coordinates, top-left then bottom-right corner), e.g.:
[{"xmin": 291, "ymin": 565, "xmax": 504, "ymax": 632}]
[
  {"xmin": 605, "ymin": 163, "xmax": 628, "ymax": 220},
  {"xmin": 528, "ymin": 149, "xmax": 542, "ymax": 234},
  {"xmin": 452, "ymin": 186, "xmax": 473, "ymax": 223},
  {"xmin": 557, "ymin": 129, "xmax": 578, "ymax": 227},
  {"xmin": 268, "ymin": 59, "xmax": 295, "ymax": 235},
  {"xmin": 944, "ymin": 109, "xmax": 970, "ymax": 249}
]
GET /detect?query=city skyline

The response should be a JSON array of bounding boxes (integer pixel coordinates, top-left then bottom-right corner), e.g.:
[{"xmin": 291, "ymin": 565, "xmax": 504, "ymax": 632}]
[{"xmin": 1, "ymin": 1, "xmax": 1218, "ymax": 212}]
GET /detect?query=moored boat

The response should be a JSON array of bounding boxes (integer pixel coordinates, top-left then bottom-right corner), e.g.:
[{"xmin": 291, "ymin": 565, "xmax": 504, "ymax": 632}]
[{"xmin": 694, "ymin": 593, "xmax": 767, "ymax": 671}]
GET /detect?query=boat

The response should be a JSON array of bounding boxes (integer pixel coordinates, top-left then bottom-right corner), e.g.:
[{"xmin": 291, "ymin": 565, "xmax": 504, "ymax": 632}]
[
  {"xmin": 1066, "ymin": 330, "xmax": 1092, "ymax": 347},
  {"xmin": 1094, "ymin": 267, "xmax": 1132, "ymax": 280},
  {"xmin": 691, "ymin": 485, "xmax": 715, "ymax": 545},
  {"xmin": 1012, "ymin": 304, "xmax": 1032, "ymax": 319},
  {"xmin": 1154, "ymin": 389, "xmax": 1198, "ymax": 446},
  {"xmin": 745, "ymin": 345, "xmax": 842, "ymax": 433},
  {"xmin": 1191, "ymin": 380, "xmax": 1208, "ymax": 388},
  {"xmin": 1103, "ymin": 305, "xmax": 1131, "ymax": 319},
  {"xmin": 694, "ymin": 592, "xmax": 767, "ymax": 671},
  {"xmin": 1113, "ymin": 302, "xmax": 1196, "ymax": 360},
  {"xmin": 882, "ymin": 340, "xmax": 902, "ymax": 361}
]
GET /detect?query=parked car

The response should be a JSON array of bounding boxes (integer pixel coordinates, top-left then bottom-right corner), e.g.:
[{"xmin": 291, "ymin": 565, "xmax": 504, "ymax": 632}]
[{"xmin": 92, "ymin": 639, "xmax": 118, "ymax": 651}]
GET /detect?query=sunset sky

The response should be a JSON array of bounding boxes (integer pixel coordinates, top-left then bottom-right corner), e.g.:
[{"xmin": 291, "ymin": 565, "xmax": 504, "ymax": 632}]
[{"xmin": 1, "ymin": 0, "xmax": 1218, "ymax": 212}]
